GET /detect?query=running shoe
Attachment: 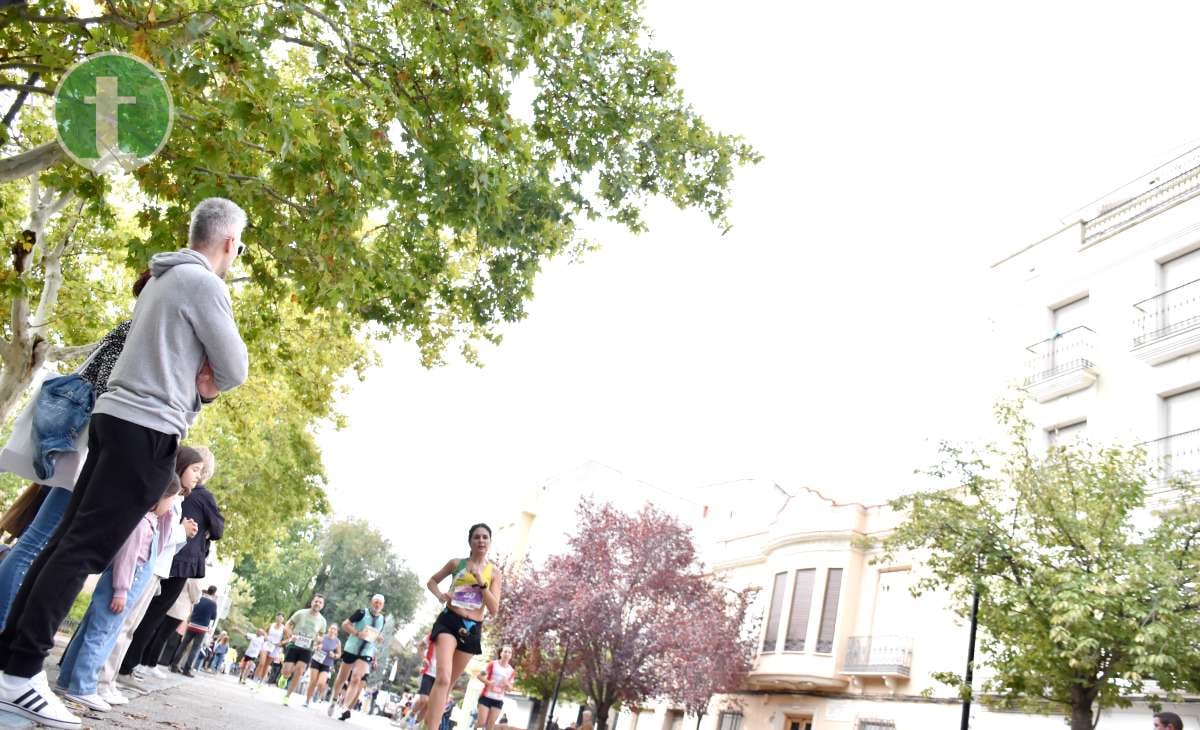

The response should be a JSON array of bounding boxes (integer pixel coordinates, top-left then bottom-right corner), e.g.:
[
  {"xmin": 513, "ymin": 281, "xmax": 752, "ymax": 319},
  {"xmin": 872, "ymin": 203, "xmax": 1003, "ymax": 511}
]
[
  {"xmin": 340, "ymin": 709, "xmax": 351, "ymax": 721},
  {"xmin": 149, "ymin": 666, "xmax": 169, "ymax": 679},
  {"xmin": 282, "ymin": 695, "xmax": 290, "ymax": 706},
  {"xmin": 61, "ymin": 691, "xmax": 111, "ymax": 712},
  {"xmin": 0, "ymin": 672, "xmax": 81, "ymax": 729},
  {"xmin": 327, "ymin": 700, "xmax": 339, "ymax": 717}
]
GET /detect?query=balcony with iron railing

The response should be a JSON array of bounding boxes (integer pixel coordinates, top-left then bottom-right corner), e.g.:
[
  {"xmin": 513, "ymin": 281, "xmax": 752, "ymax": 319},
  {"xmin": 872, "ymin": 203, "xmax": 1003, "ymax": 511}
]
[
  {"xmin": 1142, "ymin": 428, "xmax": 1200, "ymax": 496},
  {"xmin": 1021, "ymin": 326, "xmax": 1098, "ymax": 403},
  {"xmin": 1082, "ymin": 163, "xmax": 1200, "ymax": 247},
  {"xmin": 842, "ymin": 636, "xmax": 913, "ymax": 679},
  {"xmin": 1132, "ymin": 278, "xmax": 1200, "ymax": 364}
]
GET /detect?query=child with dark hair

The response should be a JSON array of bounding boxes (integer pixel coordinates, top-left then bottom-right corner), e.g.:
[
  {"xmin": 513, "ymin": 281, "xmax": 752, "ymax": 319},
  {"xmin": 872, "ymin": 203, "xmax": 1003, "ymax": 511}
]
[{"xmin": 55, "ymin": 472, "xmax": 182, "ymax": 712}]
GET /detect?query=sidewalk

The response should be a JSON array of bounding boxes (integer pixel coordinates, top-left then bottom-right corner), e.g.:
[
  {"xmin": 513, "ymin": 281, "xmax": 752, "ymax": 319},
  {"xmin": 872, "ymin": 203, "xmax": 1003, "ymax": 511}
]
[{"xmin": 0, "ymin": 630, "xmax": 187, "ymax": 729}]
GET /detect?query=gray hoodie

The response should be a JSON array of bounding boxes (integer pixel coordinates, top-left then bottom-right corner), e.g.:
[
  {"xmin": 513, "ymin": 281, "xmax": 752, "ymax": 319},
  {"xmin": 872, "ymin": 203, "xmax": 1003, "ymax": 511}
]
[{"xmin": 93, "ymin": 249, "xmax": 249, "ymax": 437}]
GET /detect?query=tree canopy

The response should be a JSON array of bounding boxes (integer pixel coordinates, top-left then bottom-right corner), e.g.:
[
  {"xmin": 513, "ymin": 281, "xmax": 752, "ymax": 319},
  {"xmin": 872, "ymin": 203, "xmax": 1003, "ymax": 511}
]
[
  {"xmin": 0, "ymin": 0, "xmax": 756, "ymax": 564},
  {"xmin": 883, "ymin": 402, "xmax": 1200, "ymax": 730},
  {"xmin": 236, "ymin": 516, "xmax": 421, "ymax": 632},
  {"xmin": 2, "ymin": 0, "xmax": 758, "ymax": 364}
]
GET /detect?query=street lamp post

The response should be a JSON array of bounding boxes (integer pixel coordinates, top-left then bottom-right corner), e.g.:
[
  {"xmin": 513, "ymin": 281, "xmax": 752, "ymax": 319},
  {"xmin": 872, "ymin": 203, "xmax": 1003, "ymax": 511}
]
[{"xmin": 959, "ymin": 586, "xmax": 981, "ymax": 730}]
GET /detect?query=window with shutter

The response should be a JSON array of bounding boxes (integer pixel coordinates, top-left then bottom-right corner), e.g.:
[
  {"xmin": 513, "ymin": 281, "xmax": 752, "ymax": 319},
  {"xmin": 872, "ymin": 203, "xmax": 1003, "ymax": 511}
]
[
  {"xmin": 784, "ymin": 569, "xmax": 815, "ymax": 651},
  {"xmin": 816, "ymin": 568, "xmax": 843, "ymax": 653},
  {"xmin": 762, "ymin": 572, "xmax": 787, "ymax": 652}
]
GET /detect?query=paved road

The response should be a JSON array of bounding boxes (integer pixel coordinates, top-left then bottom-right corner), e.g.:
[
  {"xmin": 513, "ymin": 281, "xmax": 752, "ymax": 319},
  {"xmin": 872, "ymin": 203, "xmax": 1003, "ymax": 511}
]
[{"xmin": 4, "ymin": 666, "xmax": 401, "ymax": 730}]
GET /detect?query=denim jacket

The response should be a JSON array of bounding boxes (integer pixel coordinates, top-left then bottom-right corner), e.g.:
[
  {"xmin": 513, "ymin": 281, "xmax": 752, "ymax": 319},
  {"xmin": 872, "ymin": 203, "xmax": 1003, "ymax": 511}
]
[{"xmin": 31, "ymin": 374, "xmax": 95, "ymax": 480}]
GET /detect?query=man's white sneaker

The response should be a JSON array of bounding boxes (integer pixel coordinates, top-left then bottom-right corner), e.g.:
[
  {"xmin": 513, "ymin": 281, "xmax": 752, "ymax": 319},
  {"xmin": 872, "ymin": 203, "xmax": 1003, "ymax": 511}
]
[
  {"xmin": 61, "ymin": 691, "xmax": 111, "ymax": 712},
  {"xmin": 0, "ymin": 672, "xmax": 81, "ymax": 729},
  {"xmin": 99, "ymin": 684, "xmax": 128, "ymax": 706},
  {"xmin": 149, "ymin": 666, "xmax": 169, "ymax": 679}
]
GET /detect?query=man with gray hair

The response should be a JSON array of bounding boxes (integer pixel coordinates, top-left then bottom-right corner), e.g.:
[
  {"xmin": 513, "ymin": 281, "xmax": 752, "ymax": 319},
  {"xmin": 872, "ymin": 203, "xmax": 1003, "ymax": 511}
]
[{"xmin": 0, "ymin": 198, "xmax": 250, "ymax": 728}]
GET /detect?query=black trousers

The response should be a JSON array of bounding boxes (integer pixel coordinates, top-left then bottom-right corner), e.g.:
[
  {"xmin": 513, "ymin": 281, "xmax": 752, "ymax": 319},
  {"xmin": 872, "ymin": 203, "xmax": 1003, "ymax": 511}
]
[
  {"xmin": 0, "ymin": 414, "xmax": 177, "ymax": 678},
  {"xmin": 172, "ymin": 629, "xmax": 205, "ymax": 670},
  {"xmin": 120, "ymin": 575, "xmax": 187, "ymax": 674},
  {"xmin": 149, "ymin": 617, "xmax": 182, "ymax": 667}
]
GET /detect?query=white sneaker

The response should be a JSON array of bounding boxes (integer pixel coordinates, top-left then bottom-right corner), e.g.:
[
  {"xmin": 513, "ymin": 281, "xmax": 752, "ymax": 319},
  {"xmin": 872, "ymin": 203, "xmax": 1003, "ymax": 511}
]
[
  {"xmin": 61, "ymin": 691, "xmax": 111, "ymax": 712},
  {"xmin": 99, "ymin": 684, "xmax": 128, "ymax": 706},
  {"xmin": 149, "ymin": 666, "xmax": 169, "ymax": 679},
  {"xmin": 0, "ymin": 671, "xmax": 82, "ymax": 728}
]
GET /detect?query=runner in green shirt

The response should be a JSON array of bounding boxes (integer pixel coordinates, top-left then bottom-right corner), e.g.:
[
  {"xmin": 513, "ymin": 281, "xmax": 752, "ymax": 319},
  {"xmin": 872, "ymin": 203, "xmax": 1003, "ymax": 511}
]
[{"xmin": 281, "ymin": 595, "xmax": 327, "ymax": 705}]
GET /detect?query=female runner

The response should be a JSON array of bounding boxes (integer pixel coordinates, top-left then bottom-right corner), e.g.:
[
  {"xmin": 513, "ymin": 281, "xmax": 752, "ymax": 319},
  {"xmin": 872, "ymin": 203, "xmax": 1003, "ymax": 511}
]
[{"xmin": 423, "ymin": 524, "xmax": 502, "ymax": 728}]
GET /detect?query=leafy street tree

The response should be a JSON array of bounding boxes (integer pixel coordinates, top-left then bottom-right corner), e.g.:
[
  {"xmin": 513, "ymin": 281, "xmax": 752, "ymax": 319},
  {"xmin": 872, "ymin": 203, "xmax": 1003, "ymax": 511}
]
[
  {"xmin": 883, "ymin": 402, "xmax": 1200, "ymax": 730},
  {"xmin": 0, "ymin": 0, "xmax": 759, "ymax": 425},
  {"xmin": 497, "ymin": 499, "xmax": 755, "ymax": 730},
  {"xmin": 234, "ymin": 517, "xmax": 322, "ymax": 626},
  {"xmin": 237, "ymin": 517, "xmax": 421, "ymax": 632}
]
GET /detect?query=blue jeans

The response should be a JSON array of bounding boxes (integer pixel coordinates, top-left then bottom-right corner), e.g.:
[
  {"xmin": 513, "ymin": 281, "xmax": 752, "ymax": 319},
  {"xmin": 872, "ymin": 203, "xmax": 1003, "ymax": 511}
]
[
  {"xmin": 0, "ymin": 486, "xmax": 71, "ymax": 631},
  {"xmin": 57, "ymin": 541, "xmax": 157, "ymax": 695}
]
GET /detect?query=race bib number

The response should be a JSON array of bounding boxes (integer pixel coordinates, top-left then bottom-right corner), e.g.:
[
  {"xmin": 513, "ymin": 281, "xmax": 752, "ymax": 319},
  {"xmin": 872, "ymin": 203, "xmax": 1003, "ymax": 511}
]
[
  {"xmin": 292, "ymin": 634, "xmax": 313, "ymax": 649},
  {"xmin": 312, "ymin": 650, "xmax": 327, "ymax": 664},
  {"xmin": 450, "ymin": 586, "xmax": 483, "ymax": 611},
  {"xmin": 359, "ymin": 625, "xmax": 380, "ymax": 643}
]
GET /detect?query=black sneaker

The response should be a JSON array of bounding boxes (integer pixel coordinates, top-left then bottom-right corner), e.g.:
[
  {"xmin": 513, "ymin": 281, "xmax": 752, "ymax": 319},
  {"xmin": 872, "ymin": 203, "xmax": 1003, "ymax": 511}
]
[{"xmin": 340, "ymin": 710, "xmax": 351, "ymax": 721}]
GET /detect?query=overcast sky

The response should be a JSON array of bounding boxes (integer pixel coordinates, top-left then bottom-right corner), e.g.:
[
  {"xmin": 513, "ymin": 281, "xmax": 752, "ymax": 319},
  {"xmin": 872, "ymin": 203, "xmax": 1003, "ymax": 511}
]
[{"xmin": 316, "ymin": 0, "xmax": 1200, "ymax": 593}]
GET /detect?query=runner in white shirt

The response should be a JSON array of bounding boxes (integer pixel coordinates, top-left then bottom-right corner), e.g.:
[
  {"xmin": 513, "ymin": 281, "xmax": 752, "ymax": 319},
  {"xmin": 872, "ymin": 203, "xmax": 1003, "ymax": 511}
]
[
  {"xmin": 474, "ymin": 645, "xmax": 515, "ymax": 730},
  {"xmin": 239, "ymin": 629, "xmax": 266, "ymax": 684},
  {"xmin": 252, "ymin": 614, "xmax": 287, "ymax": 690}
]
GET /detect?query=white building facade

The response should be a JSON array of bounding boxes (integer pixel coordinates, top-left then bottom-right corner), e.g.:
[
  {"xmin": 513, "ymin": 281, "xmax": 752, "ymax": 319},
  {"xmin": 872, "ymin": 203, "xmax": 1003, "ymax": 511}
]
[{"xmin": 991, "ymin": 155, "xmax": 1200, "ymax": 488}]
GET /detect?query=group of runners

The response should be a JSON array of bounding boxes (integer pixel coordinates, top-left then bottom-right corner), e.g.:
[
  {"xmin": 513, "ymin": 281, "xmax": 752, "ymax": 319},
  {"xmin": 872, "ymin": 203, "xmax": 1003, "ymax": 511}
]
[
  {"xmin": 236, "ymin": 593, "xmax": 387, "ymax": 721},
  {"xmin": 230, "ymin": 522, "xmax": 515, "ymax": 729}
]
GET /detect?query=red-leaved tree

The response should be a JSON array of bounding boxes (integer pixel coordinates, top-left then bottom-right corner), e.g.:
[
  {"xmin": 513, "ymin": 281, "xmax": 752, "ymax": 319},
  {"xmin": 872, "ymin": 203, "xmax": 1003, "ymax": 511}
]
[{"xmin": 497, "ymin": 498, "xmax": 756, "ymax": 730}]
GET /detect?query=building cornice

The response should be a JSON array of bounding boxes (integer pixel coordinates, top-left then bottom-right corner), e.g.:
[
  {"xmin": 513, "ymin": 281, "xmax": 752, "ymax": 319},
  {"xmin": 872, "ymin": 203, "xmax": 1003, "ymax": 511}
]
[{"xmin": 765, "ymin": 530, "xmax": 864, "ymax": 555}]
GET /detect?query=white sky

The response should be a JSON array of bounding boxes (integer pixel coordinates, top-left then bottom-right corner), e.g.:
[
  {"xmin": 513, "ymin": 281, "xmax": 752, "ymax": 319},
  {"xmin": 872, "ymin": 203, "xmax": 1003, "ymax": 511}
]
[{"xmin": 316, "ymin": 0, "xmax": 1200, "ymax": 591}]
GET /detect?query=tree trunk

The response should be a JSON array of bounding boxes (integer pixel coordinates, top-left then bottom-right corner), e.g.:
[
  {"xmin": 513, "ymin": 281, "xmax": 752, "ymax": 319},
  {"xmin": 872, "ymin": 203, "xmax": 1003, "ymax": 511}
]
[
  {"xmin": 1068, "ymin": 684, "xmax": 1098, "ymax": 730},
  {"xmin": 527, "ymin": 697, "xmax": 547, "ymax": 730},
  {"xmin": 595, "ymin": 701, "xmax": 611, "ymax": 730},
  {"xmin": 1070, "ymin": 702, "xmax": 1095, "ymax": 730},
  {"xmin": 0, "ymin": 181, "xmax": 78, "ymax": 426}
]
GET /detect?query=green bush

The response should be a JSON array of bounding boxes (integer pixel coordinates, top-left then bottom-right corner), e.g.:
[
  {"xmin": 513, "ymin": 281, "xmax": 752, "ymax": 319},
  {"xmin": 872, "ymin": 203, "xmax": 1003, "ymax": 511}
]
[{"xmin": 66, "ymin": 589, "xmax": 93, "ymax": 625}]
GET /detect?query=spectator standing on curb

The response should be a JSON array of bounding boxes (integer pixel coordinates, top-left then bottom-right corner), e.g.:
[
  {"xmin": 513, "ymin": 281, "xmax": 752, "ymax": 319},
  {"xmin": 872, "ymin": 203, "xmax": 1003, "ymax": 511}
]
[
  {"xmin": 0, "ymin": 197, "xmax": 249, "ymax": 729},
  {"xmin": 171, "ymin": 585, "xmax": 218, "ymax": 676},
  {"xmin": 99, "ymin": 447, "xmax": 201, "ymax": 702},
  {"xmin": 123, "ymin": 447, "xmax": 222, "ymax": 680},
  {"xmin": 208, "ymin": 632, "xmax": 230, "ymax": 672}
]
